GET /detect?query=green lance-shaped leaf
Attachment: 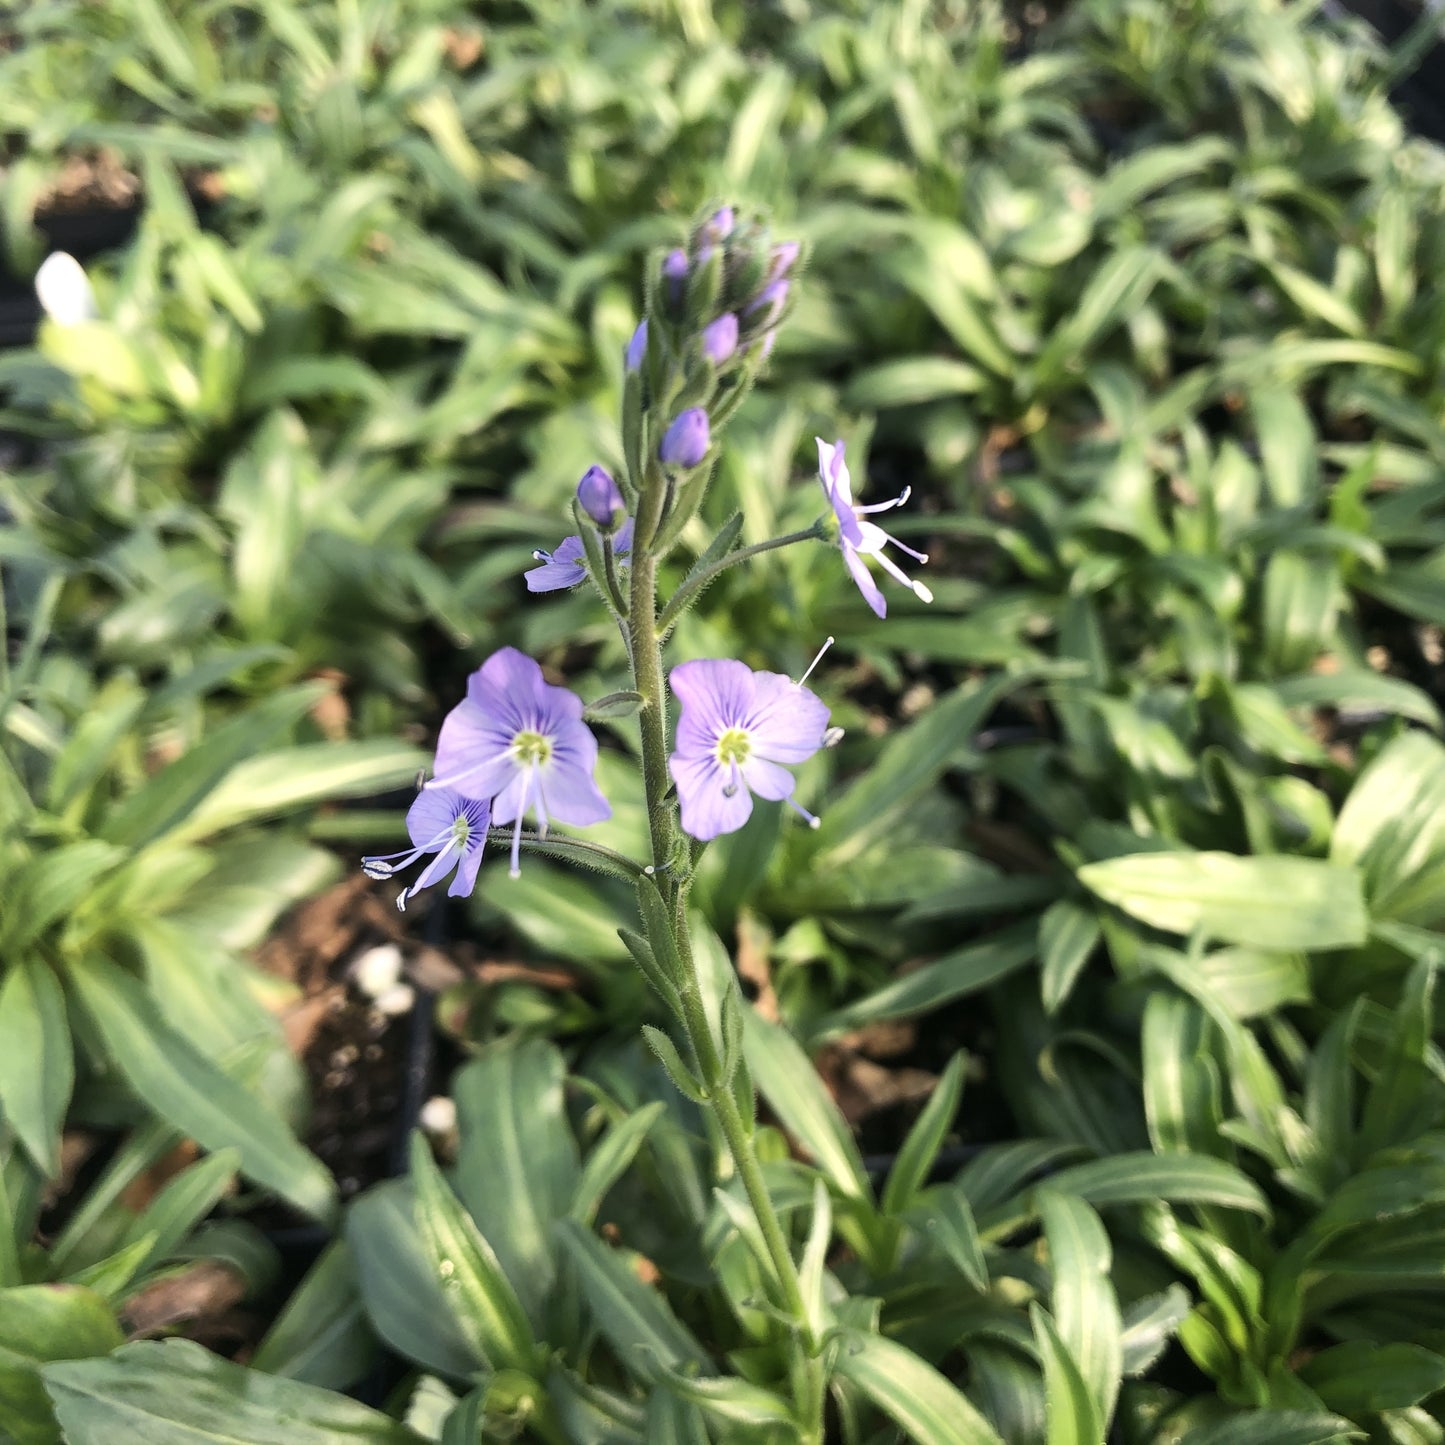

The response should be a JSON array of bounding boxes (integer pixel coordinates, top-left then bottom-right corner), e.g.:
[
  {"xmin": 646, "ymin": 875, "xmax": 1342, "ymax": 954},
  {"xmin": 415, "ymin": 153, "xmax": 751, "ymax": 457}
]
[
  {"xmin": 831, "ymin": 1330, "xmax": 1005, "ymax": 1445},
  {"xmin": 743, "ymin": 1013, "xmax": 871, "ymax": 1204},
  {"xmin": 345, "ymin": 1182, "xmax": 479, "ymax": 1379},
  {"xmin": 642, "ymin": 1026, "xmax": 708, "ymax": 1103},
  {"xmin": 0, "ymin": 962, "xmax": 72, "ymax": 1178},
  {"xmin": 0, "ymin": 1283, "xmax": 123, "ymax": 1445},
  {"xmin": 570, "ymin": 1103, "xmax": 667, "ymax": 1227},
  {"xmin": 452, "ymin": 1039, "xmax": 579, "ymax": 1330},
  {"xmin": 910, "ymin": 1186, "xmax": 988, "ymax": 1293},
  {"xmin": 1031, "ymin": 1305, "xmax": 1103, "ymax": 1445},
  {"xmin": 1076, "ymin": 852, "xmax": 1367, "ymax": 952},
  {"xmin": 1297, "ymin": 1342, "xmax": 1445, "ymax": 1415},
  {"xmin": 41, "ymin": 1339, "xmax": 419, "ymax": 1444},
  {"xmin": 619, "ymin": 929, "xmax": 682, "ymax": 1015},
  {"xmin": 1038, "ymin": 1191, "xmax": 1122, "ymax": 1432},
  {"xmin": 407, "ymin": 1134, "xmax": 539, "ymax": 1376},
  {"xmin": 1039, "ymin": 900, "xmax": 1101, "ymax": 1015},
  {"xmin": 117, "ymin": 1149, "xmax": 240, "ymax": 1281},
  {"xmin": 881, "ymin": 1052, "xmax": 966, "ymax": 1219},
  {"xmin": 65, "ymin": 956, "xmax": 334, "ymax": 1222},
  {"xmin": 1175, "ymin": 1410, "xmax": 1364, "ymax": 1445},
  {"xmin": 553, "ymin": 1219, "xmax": 707, "ymax": 1385},
  {"xmin": 250, "ymin": 1241, "xmax": 376, "ymax": 1391}
]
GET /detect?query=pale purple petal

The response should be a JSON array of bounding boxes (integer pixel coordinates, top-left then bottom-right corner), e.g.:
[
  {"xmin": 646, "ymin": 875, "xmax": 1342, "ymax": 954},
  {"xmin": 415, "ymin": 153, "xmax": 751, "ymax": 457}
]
[
  {"xmin": 431, "ymin": 701, "xmax": 517, "ymax": 800},
  {"xmin": 488, "ymin": 769, "xmax": 529, "ymax": 827},
  {"xmin": 449, "ymin": 835, "xmax": 487, "ymax": 897},
  {"xmin": 816, "ymin": 438, "xmax": 863, "ymax": 546},
  {"xmin": 843, "ymin": 545, "xmax": 888, "ymax": 619},
  {"xmin": 741, "ymin": 756, "xmax": 797, "ymax": 802},
  {"xmin": 469, "ymin": 648, "xmax": 553, "ymax": 729},
  {"xmin": 669, "ymin": 750, "xmax": 754, "ymax": 840},
  {"xmin": 406, "ymin": 786, "xmax": 465, "ymax": 847},
  {"xmin": 744, "ymin": 671, "xmax": 830, "ymax": 764},
  {"xmin": 525, "ymin": 534, "xmax": 587, "ymax": 592},
  {"xmin": 670, "ymin": 658, "xmax": 753, "ymax": 750},
  {"xmin": 539, "ymin": 756, "xmax": 612, "ymax": 826}
]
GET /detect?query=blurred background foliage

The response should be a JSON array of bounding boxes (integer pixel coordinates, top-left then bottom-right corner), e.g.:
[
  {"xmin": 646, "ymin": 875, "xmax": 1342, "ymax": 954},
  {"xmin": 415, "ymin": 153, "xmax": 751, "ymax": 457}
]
[{"xmin": 6, "ymin": 0, "xmax": 1445, "ymax": 1439}]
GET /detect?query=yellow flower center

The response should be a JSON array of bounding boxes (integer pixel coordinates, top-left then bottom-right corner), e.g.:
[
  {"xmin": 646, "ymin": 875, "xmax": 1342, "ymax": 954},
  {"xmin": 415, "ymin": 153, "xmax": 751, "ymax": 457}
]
[
  {"xmin": 511, "ymin": 729, "xmax": 552, "ymax": 766},
  {"xmin": 715, "ymin": 727, "xmax": 751, "ymax": 766}
]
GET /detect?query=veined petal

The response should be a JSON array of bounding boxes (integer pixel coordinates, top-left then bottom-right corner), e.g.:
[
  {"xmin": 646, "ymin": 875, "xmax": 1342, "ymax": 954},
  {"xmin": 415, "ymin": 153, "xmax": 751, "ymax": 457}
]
[
  {"xmin": 430, "ymin": 703, "xmax": 517, "ymax": 800},
  {"xmin": 539, "ymin": 758, "xmax": 612, "ymax": 826},
  {"xmin": 741, "ymin": 755, "xmax": 797, "ymax": 802},
  {"xmin": 405, "ymin": 786, "xmax": 466, "ymax": 846},
  {"xmin": 670, "ymin": 658, "xmax": 755, "ymax": 745},
  {"xmin": 489, "ymin": 769, "xmax": 530, "ymax": 826},
  {"xmin": 449, "ymin": 832, "xmax": 488, "ymax": 898},
  {"xmin": 669, "ymin": 750, "xmax": 754, "ymax": 840},
  {"xmin": 745, "ymin": 671, "xmax": 830, "ymax": 764},
  {"xmin": 466, "ymin": 647, "xmax": 552, "ymax": 731},
  {"xmin": 525, "ymin": 558, "xmax": 587, "ymax": 592},
  {"xmin": 843, "ymin": 545, "xmax": 888, "ymax": 618}
]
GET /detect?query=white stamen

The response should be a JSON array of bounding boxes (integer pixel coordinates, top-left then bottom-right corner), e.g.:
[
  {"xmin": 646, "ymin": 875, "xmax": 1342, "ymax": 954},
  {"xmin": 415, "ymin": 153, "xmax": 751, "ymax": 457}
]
[
  {"xmin": 797, "ymin": 636, "xmax": 835, "ymax": 688},
  {"xmin": 532, "ymin": 549, "xmax": 549, "ymax": 562},
  {"xmin": 824, "ymin": 726, "xmax": 845, "ymax": 747},
  {"xmin": 855, "ymin": 486, "xmax": 911, "ymax": 515},
  {"xmin": 784, "ymin": 796, "xmax": 821, "ymax": 829}
]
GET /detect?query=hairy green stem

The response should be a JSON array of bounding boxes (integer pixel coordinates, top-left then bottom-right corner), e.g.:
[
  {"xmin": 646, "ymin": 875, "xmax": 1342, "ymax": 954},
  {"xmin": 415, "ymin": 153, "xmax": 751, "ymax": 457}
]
[
  {"xmin": 656, "ymin": 521, "xmax": 826, "ymax": 633},
  {"xmin": 627, "ymin": 505, "xmax": 826, "ymax": 1440}
]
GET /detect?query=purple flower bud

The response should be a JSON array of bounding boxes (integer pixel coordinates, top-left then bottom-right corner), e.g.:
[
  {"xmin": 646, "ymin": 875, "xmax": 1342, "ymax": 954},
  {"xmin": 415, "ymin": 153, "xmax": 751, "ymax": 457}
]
[
  {"xmin": 747, "ymin": 278, "xmax": 789, "ymax": 324},
  {"xmin": 659, "ymin": 408, "xmax": 710, "ymax": 467},
  {"xmin": 625, "ymin": 320, "xmax": 648, "ymax": 372},
  {"xmin": 576, "ymin": 465, "xmax": 623, "ymax": 527},
  {"xmin": 701, "ymin": 312, "xmax": 738, "ymax": 365},
  {"xmin": 704, "ymin": 206, "xmax": 736, "ymax": 242},
  {"xmin": 663, "ymin": 248, "xmax": 689, "ymax": 307},
  {"xmin": 769, "ymin": 241, "xmax": 800, "ymax": 280}
]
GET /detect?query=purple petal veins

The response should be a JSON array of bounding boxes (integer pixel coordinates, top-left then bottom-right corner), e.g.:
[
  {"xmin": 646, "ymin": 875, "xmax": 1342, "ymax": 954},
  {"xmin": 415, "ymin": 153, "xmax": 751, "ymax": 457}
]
[
  {"xmin": 361, "ymin": 787, "xmax": 490, "ymax": 910},
  {"xmin": 816, "ymin": 437, "xmax": 932, "ymax": 619},
  {"xmin": 668, "ymin": 658, "xmax": 831, "ymax": 841}
]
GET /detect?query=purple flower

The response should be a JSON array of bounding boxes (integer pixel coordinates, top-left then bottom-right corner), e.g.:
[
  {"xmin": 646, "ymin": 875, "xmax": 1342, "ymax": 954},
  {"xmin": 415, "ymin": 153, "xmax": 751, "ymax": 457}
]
[
  {"xmin": 701, "ymin": 312, "xmax": 738, "ymax": 365},
  {"xmin": 660, "ymin": 409, "xmax": 710, "ymax": 467},
  {"xmin": 746, "ymin": 278, "xmax": 789, "ymax": 324},
  {"xmin": 702, "ymin": 206, "xmax": 735, "ymax": 243},
  {"xmin": 668, "ymin": 659, "xmax": 830, "ymax": 841},
  {"xmin": 362, "ymin": 788, "xmax": 490, "ymax": 911},
  {"xmin": 428, "ymin": 648, "xmax": 611, "ymax": 877},
  {"xmin": 769, "ymin": 242, "xmax": 800, "ymax": 280},
  {"xmin": 663, "ymin": 248, "xmax": 689, "ymax": 307},
  {"xmin": 626, "ymin": 320, "xmax": 648, "ymax": 371},
  {"xmin": 526, "ymin": 520, "xmax": 634, "ymax": 593},
  {"xmin": 817, "ymin": 438, "xmax": 932, "ymax": 619},
  {"xmin": 576, "ymin": 465, "xmax": 623, "ymax": 527}
]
